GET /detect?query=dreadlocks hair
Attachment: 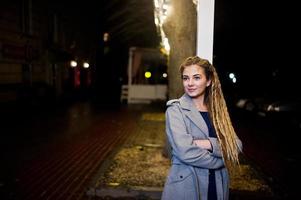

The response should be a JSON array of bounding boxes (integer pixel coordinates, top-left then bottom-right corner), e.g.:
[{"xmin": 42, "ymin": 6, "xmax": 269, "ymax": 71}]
[{"xmin": 179, "ymin": 56, "xmax": 241, "ymax": 167}]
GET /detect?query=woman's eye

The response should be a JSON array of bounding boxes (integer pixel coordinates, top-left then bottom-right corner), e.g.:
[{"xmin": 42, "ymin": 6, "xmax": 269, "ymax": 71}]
[
  {"xmin": 182, "ymin": 77, "xmax": 188, "ymax": 81},
  {"xmin": 194, "ymin": 76, "xmax": 200, "ymax": 80}
]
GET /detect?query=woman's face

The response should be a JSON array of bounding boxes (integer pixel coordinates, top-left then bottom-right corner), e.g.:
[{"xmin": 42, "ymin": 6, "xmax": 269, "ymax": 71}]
[{"xmin": 182, "ymin": 64, "xmax": 211, "ymax": 99}]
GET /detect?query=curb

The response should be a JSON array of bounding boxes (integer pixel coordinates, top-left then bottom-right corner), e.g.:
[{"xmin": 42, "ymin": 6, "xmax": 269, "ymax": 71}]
[{"xmin": 86, "ymin": 186, "xmax": 162, "ymax": 199}]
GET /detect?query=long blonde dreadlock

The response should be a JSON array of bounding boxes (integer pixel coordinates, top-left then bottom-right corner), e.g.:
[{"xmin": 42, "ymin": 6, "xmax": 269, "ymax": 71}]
[{"xmin": 180, "ymin": 56, "xmax": 240, "ymax": 167}]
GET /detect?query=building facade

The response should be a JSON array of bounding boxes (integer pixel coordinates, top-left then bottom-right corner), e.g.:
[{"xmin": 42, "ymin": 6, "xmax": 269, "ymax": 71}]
[{"xmin": 0, "ymin": 0, "xmax": 95, "ymax": 104}]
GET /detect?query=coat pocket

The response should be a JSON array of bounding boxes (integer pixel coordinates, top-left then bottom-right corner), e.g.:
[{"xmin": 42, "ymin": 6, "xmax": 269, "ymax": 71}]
[
  {"xmin": 163, "ymin": 167, "xmax": 196, "ymax": 200},
  {"xmin": 167, "ymin": 167, "xmax": 192, "ymax": 184},
  {"xmin": 166, "ymin": 166, "xmax": 196, "ymax": 191}
]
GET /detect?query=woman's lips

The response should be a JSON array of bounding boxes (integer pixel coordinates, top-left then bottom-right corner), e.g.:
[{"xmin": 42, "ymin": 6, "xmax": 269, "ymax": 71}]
[{"xmin": 187, "ymin": 89, "xmax": 196, "ymax": 92}]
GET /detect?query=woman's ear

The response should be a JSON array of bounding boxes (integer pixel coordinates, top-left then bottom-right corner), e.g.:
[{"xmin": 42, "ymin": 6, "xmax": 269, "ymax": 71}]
[{"xmin": 206, "ymin": 79, "xmax": 212, "ymax": 87}]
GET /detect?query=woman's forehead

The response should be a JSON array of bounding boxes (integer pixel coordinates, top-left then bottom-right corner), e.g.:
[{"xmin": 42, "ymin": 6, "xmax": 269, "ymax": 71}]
[{"xmin": 182, "ymin": 65, "xmax": 205, "ymax": 74}]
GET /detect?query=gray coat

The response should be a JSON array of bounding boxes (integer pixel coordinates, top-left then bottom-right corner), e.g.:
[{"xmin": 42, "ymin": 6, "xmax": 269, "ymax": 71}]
[{"xmin": 161, "ymin": 94, "xmax": 243, "ymax": 200}]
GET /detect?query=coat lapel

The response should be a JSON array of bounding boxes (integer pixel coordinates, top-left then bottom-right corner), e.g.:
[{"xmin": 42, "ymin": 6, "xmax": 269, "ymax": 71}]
[{"xmin": 179, "ymin": 94, "xmax": 209, "ymax": 136}]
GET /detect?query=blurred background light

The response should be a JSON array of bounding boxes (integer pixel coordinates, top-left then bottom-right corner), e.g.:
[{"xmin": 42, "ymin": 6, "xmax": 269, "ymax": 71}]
[
  {"xmin": 103, "ymin": 32, "xmax": 109, "ymax": 42},
  {"xmin": 70, "ymin": 60, "xmax": 77, "ymax": 67},
  {"xmin": 232, "ymin": 77, "xmax": 237, "ymax": 83},
  {"xmin": 145, "ymin": 71, "xmax": 152, "ymax": 78},
  {"xmin": 83, "ymin": 62, "xmax": 90, "ymax": 68},
  {"xmin": 229, "ymin": 73, "xmax": 235, "ymax": 79}
]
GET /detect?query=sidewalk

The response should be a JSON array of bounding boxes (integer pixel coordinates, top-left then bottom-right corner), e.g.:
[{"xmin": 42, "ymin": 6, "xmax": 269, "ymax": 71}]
[{"xmin": 86, "ymin": 104, "xmax": 278, "ymax": 200}]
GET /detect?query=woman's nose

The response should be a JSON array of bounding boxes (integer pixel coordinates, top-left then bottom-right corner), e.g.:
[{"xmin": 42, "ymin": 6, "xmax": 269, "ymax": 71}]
[{"xmin": 188, "ymin": 79, "xmax": 194, "ymax": 86}]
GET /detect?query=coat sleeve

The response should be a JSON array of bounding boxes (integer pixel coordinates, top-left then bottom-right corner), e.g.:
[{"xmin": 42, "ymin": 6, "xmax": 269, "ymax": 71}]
[
  {"xmin": 166, "ymin": 105, "xmax": 225, "ymax": 169},
  {"xmin": 208, "ymin": 135, "xmax": 243, "ymax": 158},
  {"xmin": 208, "ymin": 137, "xmax": 223, "ymax": 158}
]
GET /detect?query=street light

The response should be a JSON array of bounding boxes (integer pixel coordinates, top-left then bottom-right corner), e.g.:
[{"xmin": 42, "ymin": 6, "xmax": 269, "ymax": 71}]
[
  {"xmin": 70, "ymin": 60, "xmax": 77, "ymax": 68},
  {"xmin": 83, "ymin": 62, "xmax": 89, "ymax": 69}
]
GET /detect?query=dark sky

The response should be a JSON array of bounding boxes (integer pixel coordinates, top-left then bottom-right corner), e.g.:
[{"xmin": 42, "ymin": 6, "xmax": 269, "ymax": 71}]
[
  {"xmin": 214, "ymin": 1, "xmax": 300, "ymax": 98},
  {"xmin": 214, "ymin": 1, "xmax": 297, "ymax": 68}
]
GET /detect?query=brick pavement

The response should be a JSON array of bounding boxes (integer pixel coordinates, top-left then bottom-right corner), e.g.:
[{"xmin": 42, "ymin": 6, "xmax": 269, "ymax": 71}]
[
  {"xmin": 86, "ymin": 109, "xmax": 278, "ymax": 200},
  {"xmin": 1, "ymin": 102, "xmax": 141, "ymax": 200}
]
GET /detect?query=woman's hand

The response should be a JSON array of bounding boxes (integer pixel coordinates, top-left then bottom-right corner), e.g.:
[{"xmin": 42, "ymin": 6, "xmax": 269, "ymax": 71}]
[{"xmin": 193, "ymin": 139, "xmax": 212, "ymax": 151}]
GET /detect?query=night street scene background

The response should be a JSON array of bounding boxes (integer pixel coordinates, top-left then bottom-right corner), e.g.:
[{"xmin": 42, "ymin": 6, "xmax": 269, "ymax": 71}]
[{"xmin": 1, "ymin": 0, "xmax": 300, "ymax": 200}]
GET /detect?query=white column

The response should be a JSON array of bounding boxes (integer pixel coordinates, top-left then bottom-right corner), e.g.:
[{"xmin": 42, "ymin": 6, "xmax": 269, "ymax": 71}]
[
  {"xmin": 127, "ymin": 47, "xmax": 134, "ymax": 103},
  {"xmin": 196, "ymin": 0, "xmax": 215, "ymax": 64},
  {"xmin": 128, "ymin": 47, "xmax": 135, "ymax": 86}
]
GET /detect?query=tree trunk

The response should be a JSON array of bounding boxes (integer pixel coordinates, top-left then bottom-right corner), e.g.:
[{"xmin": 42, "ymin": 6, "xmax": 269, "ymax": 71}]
[{"xmin": 163, "ymin": 0, "xmax": 197, "ymax": 99}]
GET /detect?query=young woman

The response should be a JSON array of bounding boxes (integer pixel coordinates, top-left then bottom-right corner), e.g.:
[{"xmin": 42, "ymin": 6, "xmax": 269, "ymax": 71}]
[{"xmin": 162, "ymin": 56, "xmax": 243, "ymax": 200}]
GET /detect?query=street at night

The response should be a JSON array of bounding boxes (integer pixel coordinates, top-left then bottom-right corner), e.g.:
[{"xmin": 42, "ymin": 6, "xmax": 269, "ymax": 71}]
[
  {"xmin": 0, "ymin": 99, "xmax": 300, "ymax": 199},
  {"xmin": 231, "ymin": 105, "xmax": 300, "ymax": 199},
  {"xmin": 1, "ymin": 0, "xmax": 300, "ymax": 199}
]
